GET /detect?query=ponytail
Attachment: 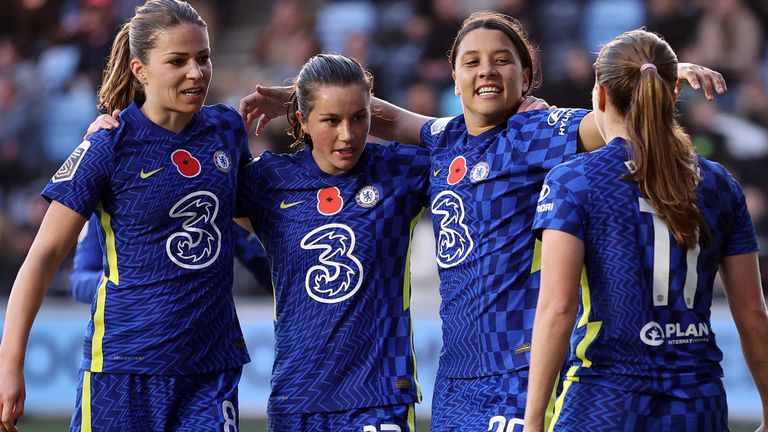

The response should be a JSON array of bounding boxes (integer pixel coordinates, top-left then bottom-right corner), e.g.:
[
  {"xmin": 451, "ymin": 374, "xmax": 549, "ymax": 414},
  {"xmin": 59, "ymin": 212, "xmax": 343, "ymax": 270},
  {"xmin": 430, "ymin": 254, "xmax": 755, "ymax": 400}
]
[
  {"xmin": 98, "ymin": 23, "xmax": 143, "ymax": 114},
  {"xmin": 627, "ymin": 65, "xmax": 708, "ymax": 249},
  {"xmin": 595, "ymin": 30, "xmax": 710, "ymax": 249}
]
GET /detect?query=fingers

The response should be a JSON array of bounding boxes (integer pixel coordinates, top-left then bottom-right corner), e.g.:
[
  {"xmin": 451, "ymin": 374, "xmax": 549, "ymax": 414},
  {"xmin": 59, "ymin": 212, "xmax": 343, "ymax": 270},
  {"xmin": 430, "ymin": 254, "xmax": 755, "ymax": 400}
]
[
  {"xmin": 239, "ymin": 85, "xmax": 260, "ymax": 121},
  {"xmin": 517, "ymin": 96, "xmax": 551, "ymax": 113},
  {"xmin": 0, "ymin": 400, "xmax": 20, "ymax": 432},
  {"xmin": 84, "ymin": 113, "xmax": 120, "ymax": 140},
  {"xmin": 255, "ymin": 114, "xmax": 271, "ymax": 136},
  {"xmin": 681, "ymin": 65, "xmax": 727, "ymax": 101}
]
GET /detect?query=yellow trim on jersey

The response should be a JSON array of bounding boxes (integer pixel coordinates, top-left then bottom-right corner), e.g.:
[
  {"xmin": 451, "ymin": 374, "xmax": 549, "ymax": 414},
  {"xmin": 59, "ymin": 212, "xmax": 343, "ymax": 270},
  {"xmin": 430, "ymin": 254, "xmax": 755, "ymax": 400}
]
[
  {"xmin": 403, "ymin": 208, "xmax": 425, "ymax": 311},
  {"xmin": 405, "ymin": 210, "xmax": 425, "ymax": 404},
  {"xmin": 543, "ymin": 372, "xmax": 560, "ymax": 430},
  {"xmin": 272, "ymin": 280, "xmax": 278, "ymax": 321},
  {"xmin": 409, "ymin": 317, "xmax": 422, "ymax": 404},
  {"xmin": 548, "ymin": 267, "xmax": 602, "ymax": 431},
  {"xmin": 407, "ymin": 403, "xmax": 416, "ymax": 431},
  {"xmin": 91, "ymin": 203, "xmax": 119, "ymax": 372},
  {"xmin": 81, "ymin": 371, "xmax": 92, "ymax": 432},
  {"xmin": 530, "ymin": 238, "xmax": 542, "ymax": 273}
]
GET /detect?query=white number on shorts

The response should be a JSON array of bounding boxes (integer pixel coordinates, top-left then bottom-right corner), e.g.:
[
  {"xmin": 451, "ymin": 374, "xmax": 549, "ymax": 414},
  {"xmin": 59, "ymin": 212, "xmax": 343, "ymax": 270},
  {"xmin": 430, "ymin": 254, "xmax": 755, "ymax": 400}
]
[
  {"xmin": 488, "ymin": 416, "xmax": 524, "ymax": 432},
  {"xmin": 363, "ymin": 425, "xmax": 402, "ymax": 432},
  {"xmin": 639, "ymin": 198, "xmax": 700, "ymax": 309},
  {"xmin": 222, "ymin": 400, "xmax": 238, "ymax": 432}
]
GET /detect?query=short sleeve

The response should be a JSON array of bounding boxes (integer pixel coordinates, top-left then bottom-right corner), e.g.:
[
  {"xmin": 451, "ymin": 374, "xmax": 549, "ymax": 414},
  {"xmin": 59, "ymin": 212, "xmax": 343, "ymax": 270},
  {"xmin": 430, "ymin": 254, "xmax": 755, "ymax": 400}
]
[
  {"xmin": 41, "ymin": 134, "xmax": 114, "ymax": 218},
  {"xmin": 723, "ymin": 171, "xmax": 759, "ymax": 256},
  {"xmin": 385, "ymin": 141, "xmax": 430, "ymax": 205},
  {"xmin": 420, "ymin": 117, "xmax": 453, "ymax": 153},
  {"xmin": 510, "ymin": 108, "xmax": 588, "ymax": 170},
  {"xmin": 236, "ymin": 155, "xmax": 265, "ymax": 219},
  {"xmin": 532, "ymin": 162, "xmax": 588, "ymax": 241}
]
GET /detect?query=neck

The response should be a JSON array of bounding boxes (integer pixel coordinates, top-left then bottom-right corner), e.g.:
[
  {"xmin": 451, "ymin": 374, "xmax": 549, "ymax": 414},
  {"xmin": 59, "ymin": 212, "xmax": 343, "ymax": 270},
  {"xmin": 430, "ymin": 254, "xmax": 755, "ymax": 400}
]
[
  {"xmin": 599, "ymin": 110, "xmax": 630, "ymax": 144},
  {"xmin": 140, "ymin": 104, "xmax": 194, "ymax": 133},
  {"xmin": 464, "ymin": 107, "xmax": 515, "ymax": 136}
]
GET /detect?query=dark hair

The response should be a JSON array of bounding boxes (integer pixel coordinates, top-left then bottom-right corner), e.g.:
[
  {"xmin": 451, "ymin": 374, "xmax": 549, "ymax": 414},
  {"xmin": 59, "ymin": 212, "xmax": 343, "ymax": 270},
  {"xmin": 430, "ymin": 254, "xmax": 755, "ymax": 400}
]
[
  {"xmin": 448, "ymin": 10, "xmax": 540, "ymax": 98},
  {"xmin": 287, "ymin": 54, "xmax": 373, "ymax": 148},
  {"xmin": 98, "ymin": 0, "xmax": 206, "ymax": 113},
  {"xmin": 595, "ymin": 29, "xmax": 709, "ymax": 249}
]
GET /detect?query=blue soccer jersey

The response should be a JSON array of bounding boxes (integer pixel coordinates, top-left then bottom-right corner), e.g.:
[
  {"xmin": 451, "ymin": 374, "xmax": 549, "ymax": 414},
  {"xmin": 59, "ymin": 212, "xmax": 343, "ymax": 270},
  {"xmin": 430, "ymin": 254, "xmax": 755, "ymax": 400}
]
[
  {"xmin": 43, "ymin": 102, "xmax": 251, "ymax": 375},
  {"xmin": 421, "ymin": 109, "xmax": 588, "ymax": 378},
  {"xmin": 238, "ymin": 142, "xmax": 429, "ymax": 414},
  {"xmin": 533, "ymin": 137, "xmax": 758, "ymax": 397},
  {"xmin": 70, "ymin": 216, "xmax": 105, "ymax": 303}
]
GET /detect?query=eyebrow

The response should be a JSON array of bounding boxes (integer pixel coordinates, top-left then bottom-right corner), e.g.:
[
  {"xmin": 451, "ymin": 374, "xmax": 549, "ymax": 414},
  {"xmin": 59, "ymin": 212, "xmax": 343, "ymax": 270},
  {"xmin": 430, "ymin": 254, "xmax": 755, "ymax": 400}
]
[
  {"xmin": 317, "ymin": 108, "xmax": 369, "ymax": 117},
  {"xmin": 460, "ymin": 49, "xmax": 515, "ymax": 57},
  {"xmin": 163, "ymin": 49, "xmax": 210, "ymax": 56}
]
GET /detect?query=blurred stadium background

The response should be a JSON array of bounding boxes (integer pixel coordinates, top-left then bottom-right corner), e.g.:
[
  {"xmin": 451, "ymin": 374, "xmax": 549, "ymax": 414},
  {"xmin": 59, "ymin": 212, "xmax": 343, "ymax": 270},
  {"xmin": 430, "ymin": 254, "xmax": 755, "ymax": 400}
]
[{"xmin": 0, "ymin": 0, "xmax": 766, "ymax": 430}]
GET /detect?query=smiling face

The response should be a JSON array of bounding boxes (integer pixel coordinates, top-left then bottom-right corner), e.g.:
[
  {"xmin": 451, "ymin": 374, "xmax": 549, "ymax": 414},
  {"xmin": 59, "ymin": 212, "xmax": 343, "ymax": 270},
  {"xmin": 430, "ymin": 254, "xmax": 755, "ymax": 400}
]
[
  {"xmin": 130, "ymin": 23, "xmax": 211, "ymax": 131},
  {"xmin": 298, "ymin": 84, "xmax": 371, "ymax": 175},
  {"xmin": 452, "ymin": 28, "xmax": 530, "ymax": 134}
]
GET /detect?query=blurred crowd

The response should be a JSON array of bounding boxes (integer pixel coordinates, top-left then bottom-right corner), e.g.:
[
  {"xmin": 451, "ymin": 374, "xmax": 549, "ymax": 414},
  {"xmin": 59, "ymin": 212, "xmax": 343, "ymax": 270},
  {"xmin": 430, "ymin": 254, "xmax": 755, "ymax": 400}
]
[{"xmin": 0, "ymin": 0, "xmax": 766, "ymax": 297}]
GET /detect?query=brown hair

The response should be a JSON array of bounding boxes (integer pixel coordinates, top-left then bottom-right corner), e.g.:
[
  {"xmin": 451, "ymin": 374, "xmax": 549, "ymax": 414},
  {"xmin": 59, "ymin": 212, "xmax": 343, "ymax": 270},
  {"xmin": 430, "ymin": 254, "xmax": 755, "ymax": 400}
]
[
  {"xmin": 595, "ymin": 29, "xmax": 709, "ymax": 249},
  {"xmin": 448, "ymin": 10, "xmax": 540, "ymax": 98},
  {"xmin": 287, "ymin": 54, "xmax": 373, "ymax": 148},
  {"xmin": 97, "ymin": 0, "xmax": 206, "ymax": 113}
]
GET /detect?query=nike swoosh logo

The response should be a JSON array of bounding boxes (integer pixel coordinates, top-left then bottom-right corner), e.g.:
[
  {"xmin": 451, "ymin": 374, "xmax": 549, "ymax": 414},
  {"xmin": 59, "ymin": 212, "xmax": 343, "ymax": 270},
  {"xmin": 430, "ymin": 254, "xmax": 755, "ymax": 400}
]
[
  {"xmin": 279, "ymin": 200, "xmax": 304, "ymax": 209},
  {"xmin": 140, "ymin": 168, "xmax": 163, "ymax": 179},
  {"xmin": 433, "ymin": 169, "xmax": 442, "ymax": 177}
]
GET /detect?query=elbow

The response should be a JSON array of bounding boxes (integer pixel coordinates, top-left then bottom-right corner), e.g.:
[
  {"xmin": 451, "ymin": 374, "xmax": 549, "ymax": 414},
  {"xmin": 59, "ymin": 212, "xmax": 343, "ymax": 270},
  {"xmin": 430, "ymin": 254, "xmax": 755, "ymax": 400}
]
[
  {"xmin": 733, "ymin": 308, "xmax": 768, "ymax": 334},
  {"xmin": 538, "ymin": 300, "xmax": 579, "ymax": 324}
]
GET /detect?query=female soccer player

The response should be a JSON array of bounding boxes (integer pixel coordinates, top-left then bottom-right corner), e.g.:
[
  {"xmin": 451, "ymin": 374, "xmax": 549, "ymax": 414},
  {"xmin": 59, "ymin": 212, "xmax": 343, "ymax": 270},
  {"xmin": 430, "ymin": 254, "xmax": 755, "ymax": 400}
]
[
  {"xmin": 238, "ymin": 53, "xmax": 429, "ymax": 432},
  {"xmin": 241, "ymin": 11, "xmax": 726, "ymax": 431},
  {"xmin": 525, "ymin": 29, "xmax": 768, "ymax": 431},
  {"xmin": 0, "ymin": 1, "xmax": 251, "ymax": 430}
]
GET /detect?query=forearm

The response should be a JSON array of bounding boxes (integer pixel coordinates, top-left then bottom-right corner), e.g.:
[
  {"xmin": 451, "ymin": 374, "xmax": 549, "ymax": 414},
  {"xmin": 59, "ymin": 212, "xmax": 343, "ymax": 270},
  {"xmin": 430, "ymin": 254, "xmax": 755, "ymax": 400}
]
[
  {"xmin": 720, "ymin": 253, "xmax": 768, "ymax": 422},
  {"xmin": 734, "ymin": 308, "xmax": 768, "ymax": 419},
  {"xmin": 524, "ymin": 307, "xmax": 575, "ymax": 431},
  {"xmin": 370, "ymin": 96, "xmax": 432, "ymax": 145},
  {"xmin": 1, "ymin": 247, "xmax": 68, "ymax": 364}
]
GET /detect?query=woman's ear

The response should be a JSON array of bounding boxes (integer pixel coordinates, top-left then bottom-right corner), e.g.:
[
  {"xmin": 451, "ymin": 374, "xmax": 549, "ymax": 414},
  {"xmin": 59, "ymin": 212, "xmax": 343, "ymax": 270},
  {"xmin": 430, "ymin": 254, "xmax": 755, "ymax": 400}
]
[
  {"xmin": 522, "ymin": 67, "xmax": 531, "ymax": 94},
  {"xmin": 596, "ymin": 84, "xmax": 607, "ymax": 112},
  {"xmin": 295, "ymin": 110, "xmax": 308, "ymax": 134},
  {"xmin": 130, "ymin": 59, "xmax": 146, "ymax": 85}
]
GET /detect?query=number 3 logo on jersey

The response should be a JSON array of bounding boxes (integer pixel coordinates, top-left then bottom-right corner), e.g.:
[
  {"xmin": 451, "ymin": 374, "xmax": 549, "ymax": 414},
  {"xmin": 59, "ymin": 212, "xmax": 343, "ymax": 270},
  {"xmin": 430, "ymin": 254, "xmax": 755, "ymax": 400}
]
[
  {"xmin": 432, "ymin": 190, "xmax": 473, "ymax": 268},
  {"xmin": 300, "ymin": 223, "xmax": 363, "ymax": 303},
  {"xmin": 166, "ymin": 191, "xmax": 221, "ymax": 269}
]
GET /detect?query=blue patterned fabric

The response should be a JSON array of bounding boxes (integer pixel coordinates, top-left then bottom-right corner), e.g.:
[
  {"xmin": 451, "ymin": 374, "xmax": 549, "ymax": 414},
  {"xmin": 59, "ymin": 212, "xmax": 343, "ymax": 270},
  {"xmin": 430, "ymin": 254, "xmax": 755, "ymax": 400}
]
[
  {"xmin": 550, "ymin": 380, "xmax": 728, "ymax": 432},
  {"xmin": 269, "ymin": 403, "xmax": 415, "ymax": 432},
  {"xmin": 533, "ymin": 137, "xmax": 758, "ymax": 397},
  {"xmin": 420, "ymin": 109, "xmax": 588, "ymax": 378},
  {"xmin": 239, "ymin": 142, "xmax": 429, "ymax": 414},
  {"xmin": 431, "ymin": 370, "xmax": 528, "ymax": 432},
  {"xmin": 43, "ymin": 102, "xmax": 251, "ymax": 375},
  {"xmin": 69, "ymin": 367, "xmax": 242, "ymax": 431}
]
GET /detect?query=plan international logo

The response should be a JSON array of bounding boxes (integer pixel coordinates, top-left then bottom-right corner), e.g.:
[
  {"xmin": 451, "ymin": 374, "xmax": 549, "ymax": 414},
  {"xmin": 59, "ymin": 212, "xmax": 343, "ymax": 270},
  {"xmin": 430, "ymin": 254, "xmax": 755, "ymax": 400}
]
[{"xmin": 639, "ymin": 321, "xmax": 710, "ymax": 347}]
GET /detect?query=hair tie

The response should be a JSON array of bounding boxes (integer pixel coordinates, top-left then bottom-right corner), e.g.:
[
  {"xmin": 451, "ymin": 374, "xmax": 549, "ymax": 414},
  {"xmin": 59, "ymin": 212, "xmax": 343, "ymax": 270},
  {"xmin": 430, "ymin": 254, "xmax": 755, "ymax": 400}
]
[{"xmin": 640, "ymin": 63, "xmax": 657, "ymax": 72}]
